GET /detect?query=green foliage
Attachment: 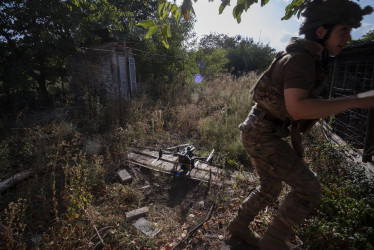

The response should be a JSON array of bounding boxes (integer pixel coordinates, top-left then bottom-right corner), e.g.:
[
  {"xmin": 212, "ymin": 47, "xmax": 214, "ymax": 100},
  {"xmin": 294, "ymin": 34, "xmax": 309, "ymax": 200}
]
[
  {"xmin": 159, "ymin": 0, "xmax": 182, "ymax": 23},
  {"xmin": 196, "ymin": 34, "xmax": 275, "ymax": 76},
  {"xmin": 297, "ymin": 129, "xmax": 374, "ymax": 249},
  {"xmin": 232, "ymin": 0, "xmax": 270, "ymax": 23},
  {"xmin": 0, "ymin": 0, "xmax": 158, "ymax": 111},
  {"xmin": 349, "ymin": 29, "xmax": 374, "ymax": 45},
  {"xmin": 138, "ymin": 0, "xmax": 306, "ymax": 48},
  {"xmin": 361, "ymin": 29, "xmax": 374, "ymax": 41},
  {"xmin": 226, "ymin": 38, "xmax": 275, "ymax": 75},
  {"xmin": 302, "ymin": 182, "xmax": 374, "ymax": 249},
  {"xmin": 220, "ymin": 0, "xmax": 306, "ymax": 21},
  {"xmin": 170, "ymin": 0, "xmax": 306, "ymax": 24},
  {"xmin": 150, "ymin": 0, "xmax": 307, "ymax": 48},
  {"xmin": 138, "ymin": 20, "xmax": 172, "ymax": 48},
  {"xmin": 137, "ymin": 20, "xmax": 158, "ymax": 39},
  {"xmin": 137, "ymin": 0, "xmax": 183, "ymax": 48},
  {"xmin": 199, "ymin": 48, "xmax": 229, "ymax": 79},
  {"xmin": 199, "ymin": 33, "xmax": 240, "ymax": 50},
  {"xmin": 282, "ymin": 0, "xmax": 307, "ymax": 20},
  {"xmin": 134, "ymin": 17, "xmax": 195, "ymax": 101}
]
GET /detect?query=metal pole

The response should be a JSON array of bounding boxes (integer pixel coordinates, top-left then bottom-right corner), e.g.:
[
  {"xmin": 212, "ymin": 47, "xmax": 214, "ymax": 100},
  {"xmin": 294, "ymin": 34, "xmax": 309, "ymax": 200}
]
[{"xmin": 362, "ymin": 63, "xmax": 374, "ymax": 163}]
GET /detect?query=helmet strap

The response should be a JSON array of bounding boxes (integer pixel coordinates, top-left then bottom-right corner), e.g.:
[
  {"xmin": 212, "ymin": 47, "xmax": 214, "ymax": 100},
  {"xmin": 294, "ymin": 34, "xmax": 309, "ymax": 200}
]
[
  {"xmin": 322, "ymin": 25, "xmax": 334, "ymax": 42},
  {"xmin": 319, "ymin": 24, "xmax": 335, "ymax": 69}
]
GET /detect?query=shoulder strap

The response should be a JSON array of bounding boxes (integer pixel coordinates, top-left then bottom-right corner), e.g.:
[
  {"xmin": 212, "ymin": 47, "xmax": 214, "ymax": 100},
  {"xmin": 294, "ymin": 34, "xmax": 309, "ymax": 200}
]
[{"xmin": 250, "ymin": 51, "xmax": 288, "ymax": 94}]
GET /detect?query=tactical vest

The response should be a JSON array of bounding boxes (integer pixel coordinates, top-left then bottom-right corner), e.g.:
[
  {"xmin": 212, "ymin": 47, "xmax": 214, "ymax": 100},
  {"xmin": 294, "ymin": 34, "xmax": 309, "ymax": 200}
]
[{"xmin": 250, "ymin": 51, "xmax": 326, "ymax": 124}]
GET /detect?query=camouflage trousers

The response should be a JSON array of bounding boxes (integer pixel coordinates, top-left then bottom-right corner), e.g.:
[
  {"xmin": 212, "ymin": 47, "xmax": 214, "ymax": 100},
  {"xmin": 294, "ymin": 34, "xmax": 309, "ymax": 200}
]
[{"xmin": 236, "ymin": 108, "xmax": 321, "ymax": 249}]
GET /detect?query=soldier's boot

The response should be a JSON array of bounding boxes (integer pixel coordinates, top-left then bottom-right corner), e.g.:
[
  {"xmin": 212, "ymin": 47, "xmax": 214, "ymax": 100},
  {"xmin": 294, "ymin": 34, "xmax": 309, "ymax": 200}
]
[
  {"xmin": 259, "ymin": 217, "xmax": 293, "ymax": 250},
  {"xmin": 226, "ymin": 217, "xmax": 260, "ymax": 247},
  {"xmin": 226, "ymin": 187, "xmax": 277, "ymax": 247},
  {"xmin": 260, "ymin": 236, "xmax": 301, "ymax": 250}
]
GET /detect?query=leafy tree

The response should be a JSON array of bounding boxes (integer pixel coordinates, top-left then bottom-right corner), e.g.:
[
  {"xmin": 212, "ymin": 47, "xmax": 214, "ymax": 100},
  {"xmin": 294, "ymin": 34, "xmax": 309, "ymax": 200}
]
[
  {"xmin": 361, "ymin": 30, "xmax": 374, "ymax": 41},
  {"xmin": 134, "ymin": 16, "xmax": 196, "ymax": 101},
  {"xmin": 140, "ymin": 0, "xmax": 309, "ymax": 48},
  {"xmin": 349, "ymin": 29, "xmax": 374, "ymax": 45},
  {"xmin": 0, "ymin": 0, "xmax": 74, "ymax": 107},
  {"xmin": 199, "ymin": 33, "xmax": 241, "ymax": 51},
  {"xmin": 0, "ymin": 0, "xmax": 158, "ymax": 111},
  {"xmin": 137, "ymin": 0, "xmax": 184, "ymax": 48},
  {"xmin": 196, "ymin": 34, "xmax": 275, "ymax": 76},
  {"xmin": 195, "ymin": 48, "xmax": 229, "ymax": 79},
  {"xmin": 227, "ymin": 37, "xmax": 275, "ymax": 75}
]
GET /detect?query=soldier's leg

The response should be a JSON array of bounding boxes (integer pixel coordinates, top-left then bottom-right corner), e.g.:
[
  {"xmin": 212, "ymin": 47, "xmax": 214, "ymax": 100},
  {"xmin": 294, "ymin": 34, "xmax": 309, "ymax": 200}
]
[
  {"xmin": 231, "ymin": 129, "xmax": 284, "ymax": 226},
  {"xmin": 228, "ymin": 130, "xmax": 283, "ymax": 244},
  {"xmin": 227, "ymin": 161, "xmax": 282, "ymax": 246},
  {"xmin": 258, "ymin": 139, "xmax": 321, "ymax": 250},
  {"xmin": 229, "ymin": 164, "xmax": 282, "ymax": 227}
]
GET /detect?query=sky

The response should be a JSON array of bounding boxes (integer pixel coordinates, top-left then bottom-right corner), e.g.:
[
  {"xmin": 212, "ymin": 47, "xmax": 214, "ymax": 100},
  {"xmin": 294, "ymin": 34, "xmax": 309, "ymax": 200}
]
[{"xmin": 191, "ymin": 0, "xmax": 374, "ymax": 51}]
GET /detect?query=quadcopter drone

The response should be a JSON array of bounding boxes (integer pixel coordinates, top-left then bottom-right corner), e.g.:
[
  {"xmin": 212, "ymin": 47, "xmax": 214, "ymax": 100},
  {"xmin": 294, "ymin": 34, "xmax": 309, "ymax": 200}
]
[{"xmin": 152, "ymin": 144, "xmax": 214, "ymax": 175}]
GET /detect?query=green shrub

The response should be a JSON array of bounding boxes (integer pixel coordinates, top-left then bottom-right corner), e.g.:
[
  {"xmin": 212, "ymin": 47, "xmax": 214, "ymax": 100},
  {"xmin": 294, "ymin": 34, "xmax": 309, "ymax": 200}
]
[{"xmin": 298, "ymin": 129, "xmax": 374, "ymax": 249}]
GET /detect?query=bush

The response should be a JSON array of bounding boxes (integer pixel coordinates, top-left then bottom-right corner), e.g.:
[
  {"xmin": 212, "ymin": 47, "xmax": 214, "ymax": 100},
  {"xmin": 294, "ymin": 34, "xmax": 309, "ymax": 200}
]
[{"xmin": 298, "ymin": 128, "xmax": 374, "ymax": 249}]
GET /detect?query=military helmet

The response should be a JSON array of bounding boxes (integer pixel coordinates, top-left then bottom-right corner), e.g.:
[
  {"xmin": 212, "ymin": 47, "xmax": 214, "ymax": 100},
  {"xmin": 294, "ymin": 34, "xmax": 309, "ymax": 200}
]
[{"xmin": 299, "ymin": 0, "xmax": 373, "ymax": 34}]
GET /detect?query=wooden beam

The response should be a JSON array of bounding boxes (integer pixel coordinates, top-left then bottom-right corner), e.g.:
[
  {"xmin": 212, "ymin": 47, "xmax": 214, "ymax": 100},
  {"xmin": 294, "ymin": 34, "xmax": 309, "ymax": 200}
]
[{"xmin": 0, "ymin": 169, "xmax": 33, "ymax": 194}]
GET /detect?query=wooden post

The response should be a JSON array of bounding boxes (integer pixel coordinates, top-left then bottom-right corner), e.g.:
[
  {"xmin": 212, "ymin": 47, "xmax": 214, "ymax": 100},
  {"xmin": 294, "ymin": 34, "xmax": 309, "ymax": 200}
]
[
  {"xmin": 123, "ymin": 41, "xmax": 130, "ymax": 99},
  {"xmin": 111, "ymin": 46, "xmax": 121, "ymax": 121}
]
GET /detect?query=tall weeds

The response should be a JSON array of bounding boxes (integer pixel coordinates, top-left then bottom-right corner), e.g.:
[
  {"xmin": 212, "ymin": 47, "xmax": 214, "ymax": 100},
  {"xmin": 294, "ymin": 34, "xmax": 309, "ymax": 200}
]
[{"xmin": 120, "ymin": 73, "xmax": 257, "ymax": 167}]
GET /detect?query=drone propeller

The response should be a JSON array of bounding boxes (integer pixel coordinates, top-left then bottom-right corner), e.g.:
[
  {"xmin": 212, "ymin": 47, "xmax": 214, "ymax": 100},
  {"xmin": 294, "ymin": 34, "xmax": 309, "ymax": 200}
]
[{"xmin": 206, "ymin": 149, "xmax": 215, "ymax": 163}]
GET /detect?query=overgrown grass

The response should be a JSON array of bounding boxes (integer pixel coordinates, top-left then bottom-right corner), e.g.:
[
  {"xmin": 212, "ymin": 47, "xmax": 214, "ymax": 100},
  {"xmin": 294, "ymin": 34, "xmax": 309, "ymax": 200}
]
[{"xmin": 1, "ymin": 73, "xmax": 373, "ymax": 249}]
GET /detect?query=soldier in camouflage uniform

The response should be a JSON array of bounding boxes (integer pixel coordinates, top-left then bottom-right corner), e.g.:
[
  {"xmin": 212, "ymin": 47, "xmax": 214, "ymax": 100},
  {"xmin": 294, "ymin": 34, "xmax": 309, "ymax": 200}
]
[{"xmin": 226, "ymin": 1, "xmax": 374, "ymax": 249}]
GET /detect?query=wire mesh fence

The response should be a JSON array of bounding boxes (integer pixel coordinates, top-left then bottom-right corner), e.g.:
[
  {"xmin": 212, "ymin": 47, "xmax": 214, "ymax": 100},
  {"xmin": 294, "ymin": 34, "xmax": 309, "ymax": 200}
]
[{"xmin": 325, "ymin": 41, "xmax": 374, "ymax": 162}]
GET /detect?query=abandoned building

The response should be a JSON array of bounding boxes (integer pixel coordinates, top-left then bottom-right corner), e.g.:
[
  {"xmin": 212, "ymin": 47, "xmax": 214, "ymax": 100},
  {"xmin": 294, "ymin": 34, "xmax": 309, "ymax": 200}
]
[{"xmin": 69, "ymin": 41, "xmax": 137, "ymax": 103}]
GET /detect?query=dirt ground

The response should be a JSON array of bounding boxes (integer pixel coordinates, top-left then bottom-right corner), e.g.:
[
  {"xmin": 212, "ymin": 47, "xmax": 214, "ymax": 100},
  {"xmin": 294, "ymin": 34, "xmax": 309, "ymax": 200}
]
[
  {"xmin": 0, "ymin": 149, "xmax": 300, "ymax": 249},
  {"xmin": 125, "ymin": 163, "xmax": 270, "ymax": 250}
]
